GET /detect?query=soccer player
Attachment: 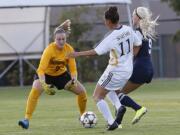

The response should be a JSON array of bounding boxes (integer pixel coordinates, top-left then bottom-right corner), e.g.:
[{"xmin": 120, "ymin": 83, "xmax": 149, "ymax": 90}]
[
  {"xmin": 107, "ymin": 6, "xmax": 159, "ymax": 124},
  {"xmin": 18, "ymin": 20, "xmax": 87, "ymax": 129},
  {"xmin": 68, "ymin": 7, "xmax": 142, "ymax": 130}
]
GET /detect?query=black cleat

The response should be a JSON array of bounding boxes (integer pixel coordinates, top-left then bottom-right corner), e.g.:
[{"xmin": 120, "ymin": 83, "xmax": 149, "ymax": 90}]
[
  {"xmin": 106, "ymin": 121, "xmax": 118, "ymax": 131},
  {"xmin": 115, "ymin": 106, "xmax": 126, "ymax": 125}
]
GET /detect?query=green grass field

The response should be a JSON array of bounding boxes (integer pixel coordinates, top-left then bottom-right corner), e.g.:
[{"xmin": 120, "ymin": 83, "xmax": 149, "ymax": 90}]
[{"xmin": 0, "ymin": 79, "xmax": 180, "ymax": 135}]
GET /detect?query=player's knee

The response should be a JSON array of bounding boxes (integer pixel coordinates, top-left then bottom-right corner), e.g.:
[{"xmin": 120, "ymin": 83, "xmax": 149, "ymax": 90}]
[
  {"xmin": 115, "ymin": 90, "xmax": 121, "ymax": 95},
  {"xmin": 77, "ymin": 81, "xmax": 86, "ymax": 91},
  {"xmin": 73, "ymin": 82, "xmax": 86, "ymax": 95},
  {"xmin": 93, "ymin": 95, "xmax": 98, "ymax": 103},
  {"xmin": 32, "ymin": 80, "xmax": 43, "ymax": 92}
]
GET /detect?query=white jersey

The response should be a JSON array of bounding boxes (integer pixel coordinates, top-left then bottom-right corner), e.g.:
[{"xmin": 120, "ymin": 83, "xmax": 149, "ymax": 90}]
[
  {"xmin": 94, "ymin": 25, "xmax": 141, "ymax": 73},
  {"xmin": 94, "ymin": 25, "xmax": 142, "ymax": 90}
]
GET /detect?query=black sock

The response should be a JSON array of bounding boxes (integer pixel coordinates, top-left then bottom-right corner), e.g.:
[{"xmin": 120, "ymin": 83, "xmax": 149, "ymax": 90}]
[{"xmin": 118, "ymin": 93, "xmax": 141, "ymax": 111}]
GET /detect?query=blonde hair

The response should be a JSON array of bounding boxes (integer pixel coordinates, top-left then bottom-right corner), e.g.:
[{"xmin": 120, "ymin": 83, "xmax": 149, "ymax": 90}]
[
  {"xmin": 134, "ymin": 7, "xmax": 159, "ymax": 40},
  {"xmin": 53, "ymin": 27, "xmax": 66, "ymax": 36}
]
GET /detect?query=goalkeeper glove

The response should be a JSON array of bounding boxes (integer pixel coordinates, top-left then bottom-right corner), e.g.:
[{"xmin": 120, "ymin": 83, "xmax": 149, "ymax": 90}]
[
  {"xmin": 40, "ymin": 80, "xmax": 56, "ymax": 95},
  {"xmin": 64, "ymin": 79, "xmax": 77, "ymax": 91}
]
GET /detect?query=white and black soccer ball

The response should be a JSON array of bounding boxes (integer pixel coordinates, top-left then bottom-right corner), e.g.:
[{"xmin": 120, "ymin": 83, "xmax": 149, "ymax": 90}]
[{"xmin": 80, "ymin": 111, "xmax": 97, "ymax": 128}]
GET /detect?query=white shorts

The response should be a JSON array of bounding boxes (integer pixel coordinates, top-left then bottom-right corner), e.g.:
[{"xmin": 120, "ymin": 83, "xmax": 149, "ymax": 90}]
[{"xmin": 98, "ymin": 68, "xmax": 132, "ymax": 91}]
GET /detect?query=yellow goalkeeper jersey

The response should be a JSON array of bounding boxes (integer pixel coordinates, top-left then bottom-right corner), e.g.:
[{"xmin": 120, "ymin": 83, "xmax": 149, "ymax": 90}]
[{"xmin": 37, "ymin": 42, "xmax": 77, "ymax": 77}]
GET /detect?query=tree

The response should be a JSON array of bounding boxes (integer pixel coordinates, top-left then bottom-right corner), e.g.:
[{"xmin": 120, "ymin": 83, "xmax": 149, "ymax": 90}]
[
  {"xmin": 162, "ymin": 0, "xmax": 180, "ymax": 14},
  {"xmin": 162, "ymin": 0, "xmax": 180, "ymax": 42}
]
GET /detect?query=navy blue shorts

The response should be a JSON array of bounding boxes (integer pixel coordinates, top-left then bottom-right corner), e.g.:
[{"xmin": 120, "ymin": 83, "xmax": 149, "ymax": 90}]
[{"xmin": 129, "ymin": 58, "xmax": 154, "ymax": 84}]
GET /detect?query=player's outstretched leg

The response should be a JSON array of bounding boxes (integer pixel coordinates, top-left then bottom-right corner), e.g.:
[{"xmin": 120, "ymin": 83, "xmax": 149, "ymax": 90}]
[
  {"xmin": 132, "ymin": 107, "xmax": 147, "ymax": 124},
  {"xmin": 115, "ymin": 105, "xmax": 126, "ymax": 126},
  {"xmin": 18, "ymin": 119, "xmax": 29, "ymax": 129},
  {"xmin": 18, "ymin": 87, "xmax": 40, "ymax": 129}
]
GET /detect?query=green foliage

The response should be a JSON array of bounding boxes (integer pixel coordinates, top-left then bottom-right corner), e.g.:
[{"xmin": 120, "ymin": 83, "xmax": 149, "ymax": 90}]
[
  {"xmin": 162, "ymin": 0, "xmax": 180, "ymax": 42},
  {"xmin": 0, "ymin": 61, "xmax": 19, "ymax": 86},
  {"xmin": 0, "ymin": 60, "xmax": 39, "ymax": 86},
  {"xmin": 173, "ymin": 30, "xmax": 180, "ymax": 42},
  {"xmin": 23, "ymin": 60, "xmax": 39, "ymax": 85},
  {"xmin": 162, "ymin": 0, "xmax": 180, "ymax": 15}
]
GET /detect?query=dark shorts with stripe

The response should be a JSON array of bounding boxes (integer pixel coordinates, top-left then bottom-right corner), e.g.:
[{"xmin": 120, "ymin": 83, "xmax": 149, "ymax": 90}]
[
  {"xmin": 34, "ymin": 71, "xmax": 71, "ymax": 90},
  {"xmin": 129, "ymin": 57, "xmax": 154, "ymax": 84}
]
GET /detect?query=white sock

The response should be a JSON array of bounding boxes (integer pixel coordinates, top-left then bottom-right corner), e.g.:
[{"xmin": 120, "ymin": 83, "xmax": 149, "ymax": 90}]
[
  {"xmin": 96, "ymin": 99, "xmax": 114, "ymax": 125},
  {"xmin": 107, "ymin": 91, "xmax": 122, "ymax": 110}
]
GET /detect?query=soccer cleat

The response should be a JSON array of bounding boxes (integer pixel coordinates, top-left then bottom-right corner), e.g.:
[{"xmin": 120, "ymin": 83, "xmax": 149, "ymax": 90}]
[
  {"xmin": 115, "ymin": 106, "xmax": 126, "ymax": 125},
  {"xmin": 18, "ymin": 119, "xmax": 29, "ymax": 129},
  {"xmin": 118, "ymin": 124, "xmax": 123, "ymax": 129},
  {"xmin": 106, "ymin": 121, "xmax": 119, "ymax": 131},
  {"xmin": 132, "ymin": 107, "xmax": 147, "ymax": 125}
]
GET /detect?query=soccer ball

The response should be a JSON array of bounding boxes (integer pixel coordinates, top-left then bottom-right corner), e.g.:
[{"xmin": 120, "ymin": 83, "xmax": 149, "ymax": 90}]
[{"xmin": 80, "ymin": 111, "xmax": 97, "ymax": 128}]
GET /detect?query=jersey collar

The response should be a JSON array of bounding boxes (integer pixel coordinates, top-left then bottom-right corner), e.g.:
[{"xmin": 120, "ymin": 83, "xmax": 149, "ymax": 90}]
[{"xmin": 114, "ymin": 25, "xmax": 123, "ymax": 30}]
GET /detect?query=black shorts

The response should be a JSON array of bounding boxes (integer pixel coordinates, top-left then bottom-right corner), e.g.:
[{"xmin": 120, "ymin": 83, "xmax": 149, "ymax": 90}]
[
  {"xmin": 129, "ymin": 67, "xmax": 153, "ymax": 84},
  {"xmin": 129, "ymin": 57, "xmax": 154, "ymax": 84},
  {"xmin": 34, "ymin": 71, "xmax": 71, "ymax": 90}
]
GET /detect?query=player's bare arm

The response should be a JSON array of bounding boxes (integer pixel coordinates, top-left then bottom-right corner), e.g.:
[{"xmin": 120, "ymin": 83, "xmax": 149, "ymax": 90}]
[{"xmin": 68, "ymin": 49, "xmax": 97, "ymax": 58}]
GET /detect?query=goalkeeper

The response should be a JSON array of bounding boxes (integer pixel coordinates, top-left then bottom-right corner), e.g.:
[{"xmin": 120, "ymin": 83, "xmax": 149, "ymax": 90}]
[{"xmin": 18, "ymin": 20, "xmax": 87, "ymax": 129}]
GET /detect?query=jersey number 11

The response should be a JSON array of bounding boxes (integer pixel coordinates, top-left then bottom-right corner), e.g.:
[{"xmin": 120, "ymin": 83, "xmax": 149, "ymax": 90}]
[{"xmin": 119, "ymin": 39, "xmax": 131, "ymax": 56}]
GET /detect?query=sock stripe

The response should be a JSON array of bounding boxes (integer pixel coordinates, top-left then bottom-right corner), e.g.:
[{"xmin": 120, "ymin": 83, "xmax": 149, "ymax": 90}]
[
  {"xmin": 118, "ymin": 93, "xmax": 124, "ymax": 98},
  {"xmin": 118, "ymin": 93, "xmax": 125, "ymax": 101}
]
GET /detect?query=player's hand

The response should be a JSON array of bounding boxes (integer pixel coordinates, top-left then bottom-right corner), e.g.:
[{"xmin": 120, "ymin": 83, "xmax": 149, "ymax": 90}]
[
  {"xmin": 59, "ymin": 19, "xmax": 71, "ymax": 34},
  {"xmin": 64, "ymin": 79, "xmax": 77, "ymax": 91},
  {"xmin": 40, "ymin": 80, "xmax": 56, "ymax": 95}
]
